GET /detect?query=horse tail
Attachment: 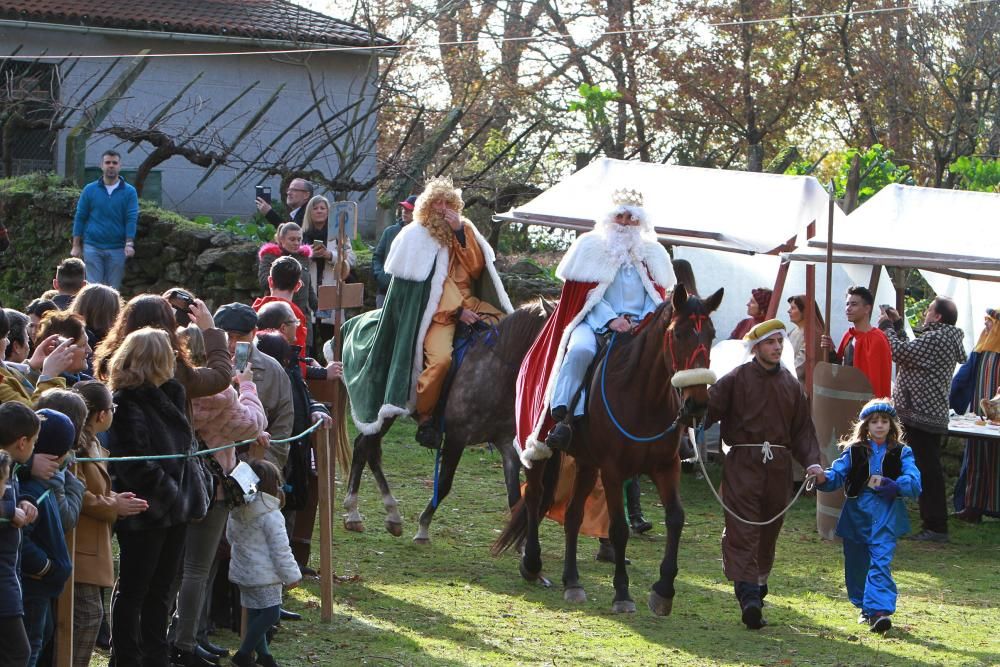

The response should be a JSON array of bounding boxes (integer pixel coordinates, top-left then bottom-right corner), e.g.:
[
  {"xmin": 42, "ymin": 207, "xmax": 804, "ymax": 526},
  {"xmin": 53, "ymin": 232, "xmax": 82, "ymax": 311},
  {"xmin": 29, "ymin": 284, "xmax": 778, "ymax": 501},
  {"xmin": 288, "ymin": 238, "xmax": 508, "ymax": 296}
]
[{"xmin": 490, "ymin": 451, "xmax": 562, "ymax": 556}]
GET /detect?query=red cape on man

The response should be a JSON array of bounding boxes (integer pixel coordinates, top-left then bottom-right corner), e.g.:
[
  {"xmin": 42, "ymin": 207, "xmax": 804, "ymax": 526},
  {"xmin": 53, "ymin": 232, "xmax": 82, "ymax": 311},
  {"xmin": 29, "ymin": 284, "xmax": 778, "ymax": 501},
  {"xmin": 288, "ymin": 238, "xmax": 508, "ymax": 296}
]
[
  {"xmin": 837, "ymin": 327, "xmax": 892, "ymax": 398},
  {"xmin": 515, "ymin": 277, "xmax": 666, "ymax": 538}
]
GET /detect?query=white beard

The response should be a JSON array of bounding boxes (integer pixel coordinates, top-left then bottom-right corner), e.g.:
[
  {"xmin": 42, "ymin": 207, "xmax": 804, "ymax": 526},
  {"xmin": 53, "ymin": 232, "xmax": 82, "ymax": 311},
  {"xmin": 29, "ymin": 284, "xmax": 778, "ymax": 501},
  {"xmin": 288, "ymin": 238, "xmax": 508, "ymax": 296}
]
[{"xmin": 597, "ymin": 223, "xmax": 646, "ymax": 269}]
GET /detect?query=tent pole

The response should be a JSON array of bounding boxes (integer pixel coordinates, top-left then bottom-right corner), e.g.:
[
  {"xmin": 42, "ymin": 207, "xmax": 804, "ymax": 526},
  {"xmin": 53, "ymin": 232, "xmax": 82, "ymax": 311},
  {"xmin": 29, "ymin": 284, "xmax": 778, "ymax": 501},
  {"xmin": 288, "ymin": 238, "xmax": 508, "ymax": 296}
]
[
  {"xmin": 768, "ymin": 260, "xmax": 790, "ymax": 319},
  {"xmin": 868, "ymin": 265, "xmax": 881, "ymax": 296},
  {"xmin": 805, "ymin": 263, "xmax": 816, "ymax": 399}
]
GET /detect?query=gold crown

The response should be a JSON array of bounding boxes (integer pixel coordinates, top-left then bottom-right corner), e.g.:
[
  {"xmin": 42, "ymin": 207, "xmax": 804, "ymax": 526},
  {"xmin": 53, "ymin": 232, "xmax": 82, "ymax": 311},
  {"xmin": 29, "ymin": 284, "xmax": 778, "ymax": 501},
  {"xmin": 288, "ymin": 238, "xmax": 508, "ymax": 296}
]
[{"xmin": 611, "ymin": 188, "xmax": 644, "ymax": 207}]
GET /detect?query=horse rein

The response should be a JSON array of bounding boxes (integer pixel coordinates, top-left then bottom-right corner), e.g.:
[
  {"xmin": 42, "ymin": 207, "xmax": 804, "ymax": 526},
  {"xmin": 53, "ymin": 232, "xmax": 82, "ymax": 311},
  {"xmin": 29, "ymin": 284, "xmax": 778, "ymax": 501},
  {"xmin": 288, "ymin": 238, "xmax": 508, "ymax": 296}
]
[{"xmin": 600, "ymin": 312, "xmax": 712, "ymax": 444}]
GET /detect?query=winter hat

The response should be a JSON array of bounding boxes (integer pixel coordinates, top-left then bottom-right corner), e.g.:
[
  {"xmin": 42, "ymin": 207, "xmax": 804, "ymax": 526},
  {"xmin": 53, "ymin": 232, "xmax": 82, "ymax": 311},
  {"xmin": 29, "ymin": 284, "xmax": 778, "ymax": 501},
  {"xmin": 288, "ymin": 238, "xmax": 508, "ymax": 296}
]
[
  {"xmin": 34, "ymin": 409, "xmax": 76, "ymax": 457},
  {"xmin": 214, "ymin": 303, "xmax": 258, "ymax": 334},
  {"xmin": 751, "ymin": 288, "xmax": 772, "ymax": 315}
]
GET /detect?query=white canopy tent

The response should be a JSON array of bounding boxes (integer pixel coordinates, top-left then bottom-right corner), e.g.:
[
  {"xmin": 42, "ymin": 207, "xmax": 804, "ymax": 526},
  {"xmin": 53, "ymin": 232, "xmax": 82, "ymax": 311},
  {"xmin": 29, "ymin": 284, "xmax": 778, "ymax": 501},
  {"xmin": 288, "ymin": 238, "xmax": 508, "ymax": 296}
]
[
  {"xmin": 783, "ymin": 183, "xmax": 1000, "ymax": 352},
  {"xmin": 495, "ymin": 157, "xmax": 841, "ymax": 255}
]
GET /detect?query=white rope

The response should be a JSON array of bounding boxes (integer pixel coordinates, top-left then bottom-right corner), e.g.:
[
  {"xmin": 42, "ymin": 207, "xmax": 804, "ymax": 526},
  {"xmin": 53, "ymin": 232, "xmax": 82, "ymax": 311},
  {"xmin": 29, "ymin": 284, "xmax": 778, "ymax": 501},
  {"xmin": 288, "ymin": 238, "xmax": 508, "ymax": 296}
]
[
  {"xmin": 688, "ymin": 427, "xmax": 815, "ymax": 527},
  {"xmin": 729, "ymin": 440, "xmax": 781, "ymax": 464}
]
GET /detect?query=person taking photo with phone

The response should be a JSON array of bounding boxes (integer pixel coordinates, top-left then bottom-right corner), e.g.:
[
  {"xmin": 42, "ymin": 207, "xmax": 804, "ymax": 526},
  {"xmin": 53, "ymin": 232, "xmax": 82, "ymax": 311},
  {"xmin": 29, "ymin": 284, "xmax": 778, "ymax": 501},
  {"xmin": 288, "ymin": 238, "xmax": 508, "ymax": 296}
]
[{"xmin": 255, "ymin": 179, "xmax": 312, "ymax": 226}]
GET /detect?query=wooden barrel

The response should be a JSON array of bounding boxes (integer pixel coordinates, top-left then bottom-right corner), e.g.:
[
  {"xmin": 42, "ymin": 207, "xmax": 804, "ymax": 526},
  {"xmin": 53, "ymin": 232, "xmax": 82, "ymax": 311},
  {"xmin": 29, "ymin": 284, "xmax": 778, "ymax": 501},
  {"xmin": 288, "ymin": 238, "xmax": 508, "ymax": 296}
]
[{"xmin": 812, "ymin": 362, "xmax": 873, "ymax": 540}]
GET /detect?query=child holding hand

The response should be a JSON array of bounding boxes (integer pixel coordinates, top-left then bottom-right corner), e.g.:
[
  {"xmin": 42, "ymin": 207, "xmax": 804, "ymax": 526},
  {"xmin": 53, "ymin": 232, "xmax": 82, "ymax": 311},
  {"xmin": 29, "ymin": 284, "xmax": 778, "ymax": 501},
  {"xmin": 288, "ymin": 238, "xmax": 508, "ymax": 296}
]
[
  {"xmin": 816, "ymin": 399, "xmax": 922, "ymax": 633},
  {"xmin": 226, "ymin": 459, "xmax": 301, "ymax": 667}
]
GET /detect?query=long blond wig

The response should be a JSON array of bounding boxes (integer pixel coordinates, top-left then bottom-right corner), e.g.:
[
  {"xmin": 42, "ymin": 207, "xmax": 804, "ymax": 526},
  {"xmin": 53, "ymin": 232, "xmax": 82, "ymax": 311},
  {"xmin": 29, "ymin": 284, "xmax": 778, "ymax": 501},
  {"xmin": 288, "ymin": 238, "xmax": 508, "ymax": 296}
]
[
  {"xmin": 109, "ymin": 328, "xmax": 177, "ymax": 390},
  {"xmin": 414, "ymin": 177, "xmax": 464, "ymax": 247}
]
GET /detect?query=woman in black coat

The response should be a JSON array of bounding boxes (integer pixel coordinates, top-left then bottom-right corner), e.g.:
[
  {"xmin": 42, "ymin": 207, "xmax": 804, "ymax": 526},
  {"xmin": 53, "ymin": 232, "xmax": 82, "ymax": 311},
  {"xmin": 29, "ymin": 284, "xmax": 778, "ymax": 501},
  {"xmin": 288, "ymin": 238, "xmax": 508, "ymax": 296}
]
[{"xmin": 106, "ymin": 327, "xmax": 211, "ymax": 667}]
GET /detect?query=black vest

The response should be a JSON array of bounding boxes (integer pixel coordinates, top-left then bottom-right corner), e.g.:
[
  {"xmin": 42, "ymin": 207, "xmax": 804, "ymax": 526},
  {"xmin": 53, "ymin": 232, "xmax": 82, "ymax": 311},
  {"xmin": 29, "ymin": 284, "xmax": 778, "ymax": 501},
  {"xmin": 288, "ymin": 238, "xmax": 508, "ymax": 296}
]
[{"xmin": 844, "ymin": 444, "xmax": 903, "ymax": 498}]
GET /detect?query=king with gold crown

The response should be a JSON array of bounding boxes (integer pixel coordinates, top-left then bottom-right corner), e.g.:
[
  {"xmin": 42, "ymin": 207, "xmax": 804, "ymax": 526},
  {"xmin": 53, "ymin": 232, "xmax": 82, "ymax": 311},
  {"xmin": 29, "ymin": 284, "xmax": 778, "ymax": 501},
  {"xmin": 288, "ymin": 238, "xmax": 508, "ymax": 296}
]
[{"xmin": 514, "ymin": 188, "xmax": 675, "ymax": 466}]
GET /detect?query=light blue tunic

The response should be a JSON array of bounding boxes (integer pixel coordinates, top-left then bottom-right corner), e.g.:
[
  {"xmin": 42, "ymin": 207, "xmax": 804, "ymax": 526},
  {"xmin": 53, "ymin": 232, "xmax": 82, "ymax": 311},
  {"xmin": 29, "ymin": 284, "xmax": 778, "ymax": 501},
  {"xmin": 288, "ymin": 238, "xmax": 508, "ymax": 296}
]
[{"xmin": 552, "ymin": 265, "xmax": 655, "ymax": 413}]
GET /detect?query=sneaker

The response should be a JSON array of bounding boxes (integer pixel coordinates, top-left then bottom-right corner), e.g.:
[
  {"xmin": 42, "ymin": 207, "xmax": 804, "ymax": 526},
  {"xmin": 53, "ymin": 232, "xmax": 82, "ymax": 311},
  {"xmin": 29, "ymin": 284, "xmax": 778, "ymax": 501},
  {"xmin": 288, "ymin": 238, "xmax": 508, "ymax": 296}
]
[
  {"xmin": 909, "ymin": 529, "xmax": 949, "ymax": 543},
  {"xmin": 857, "ymin": 611, "xmax": 870, "ymax": 625},
  {"xmin": 869, "ymin": 614, "xmax": 892, "ymax": 633}
]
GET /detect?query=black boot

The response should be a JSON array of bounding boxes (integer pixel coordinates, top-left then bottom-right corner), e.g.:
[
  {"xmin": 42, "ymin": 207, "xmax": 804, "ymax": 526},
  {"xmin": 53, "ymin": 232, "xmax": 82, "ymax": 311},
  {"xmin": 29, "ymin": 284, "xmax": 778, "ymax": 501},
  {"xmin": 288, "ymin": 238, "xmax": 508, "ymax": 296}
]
[
  {"xmin": 625, "ymin": 477, "xmax": 653, "ymax": 535},
  {"xmin": 595, "ymin": 538, "xmax": 631, "ymax": 564},
  {"xmin": 415, "ymin": 421, "xmax": 441, "ymax": 449},
  {"xmin": 734, "ymin": 581, "xmax": 767, "ymax": 630},
  {"xmin": 545, "ymin": 406, "xmax": 573, "ymax": 452}
]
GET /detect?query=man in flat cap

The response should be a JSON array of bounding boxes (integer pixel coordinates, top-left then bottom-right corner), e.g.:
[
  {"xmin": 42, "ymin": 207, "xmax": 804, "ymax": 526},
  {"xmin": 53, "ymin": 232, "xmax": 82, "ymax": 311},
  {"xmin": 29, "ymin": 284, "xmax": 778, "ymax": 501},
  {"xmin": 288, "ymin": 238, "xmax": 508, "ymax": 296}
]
[{"xmin": 704, "ymin": 319, "xmax": 826, "ymax": 629}]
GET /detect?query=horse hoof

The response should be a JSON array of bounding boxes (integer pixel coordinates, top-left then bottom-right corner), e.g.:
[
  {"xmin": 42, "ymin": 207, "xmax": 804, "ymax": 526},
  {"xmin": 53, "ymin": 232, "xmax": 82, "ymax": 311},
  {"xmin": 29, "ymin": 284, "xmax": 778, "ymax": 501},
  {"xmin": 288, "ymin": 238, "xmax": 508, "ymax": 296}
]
[
  {"xmin": 412, "ymin": 535, "xmax": 430, "ymax": 545},
  {"xmin": 611, "ymin": 599, "xmax": 637, "ymax": 614},
  {"xmin": 385, "ymin": 520, "xmax": 403, "ymax": 537},
  {"xmin": 518, "ymin": 559, "xmax": 540, "ymax": 582},
  {"xmin": 343, "ymin": 520, "xmax": 365, "ymax": 533},
  {"xmin": 648, "ymin": 590, "xmax": 674, "ymax": 616},
  {"xmin": 564, "ymin": 586, "xmax": 587, "ymax": 603}
]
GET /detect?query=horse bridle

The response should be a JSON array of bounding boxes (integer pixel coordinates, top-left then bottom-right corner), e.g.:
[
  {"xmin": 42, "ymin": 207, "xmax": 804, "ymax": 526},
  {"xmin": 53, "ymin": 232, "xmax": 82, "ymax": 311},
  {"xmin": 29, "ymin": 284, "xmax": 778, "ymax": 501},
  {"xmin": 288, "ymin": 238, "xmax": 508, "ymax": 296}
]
[{"xmin": 663, "ymin": 312, "xmax": 711, "ymax": 374}]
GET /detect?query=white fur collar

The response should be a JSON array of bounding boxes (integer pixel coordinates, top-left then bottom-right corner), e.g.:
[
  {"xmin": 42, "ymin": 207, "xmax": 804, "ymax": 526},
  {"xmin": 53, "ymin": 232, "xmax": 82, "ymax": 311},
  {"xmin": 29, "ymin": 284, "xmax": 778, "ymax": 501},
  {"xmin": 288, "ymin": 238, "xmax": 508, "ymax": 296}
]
[
  {"xmin": 384, "ymin": 223, "xmax": 440, "ymax": 281},
  {"xmin": 556, "ymin": 230, "xmax": 674, "ymax": 287}
]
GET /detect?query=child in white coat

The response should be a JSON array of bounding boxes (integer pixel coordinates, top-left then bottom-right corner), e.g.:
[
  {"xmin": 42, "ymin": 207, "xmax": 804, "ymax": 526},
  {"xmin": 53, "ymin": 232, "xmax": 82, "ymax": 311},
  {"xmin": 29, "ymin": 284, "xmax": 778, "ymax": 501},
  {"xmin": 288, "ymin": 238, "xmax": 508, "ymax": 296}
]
[{"xmin": 226, "ymin": 459, "xmax": 301, "ymax": 667}]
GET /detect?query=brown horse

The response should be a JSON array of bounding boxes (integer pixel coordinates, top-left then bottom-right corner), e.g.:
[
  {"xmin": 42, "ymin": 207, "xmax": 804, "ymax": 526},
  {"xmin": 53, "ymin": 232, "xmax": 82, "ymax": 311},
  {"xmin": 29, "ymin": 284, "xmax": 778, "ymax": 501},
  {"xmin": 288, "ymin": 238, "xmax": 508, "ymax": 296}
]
[
  {"xmin": 492, "ymin": 284, "xmax": 723, "ymax": 615},
  {"xmin": 342, "ymin": 302, "xmax": 552, "ymax": 540}
]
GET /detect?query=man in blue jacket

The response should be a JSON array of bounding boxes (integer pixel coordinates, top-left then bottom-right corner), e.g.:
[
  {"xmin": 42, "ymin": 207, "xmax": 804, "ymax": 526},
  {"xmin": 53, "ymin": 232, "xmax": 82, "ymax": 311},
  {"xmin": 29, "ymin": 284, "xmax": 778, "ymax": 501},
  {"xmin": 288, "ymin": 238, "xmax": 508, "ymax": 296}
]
[{"xmin": 70, "ymin": 150, "xmax": 139, "ymax": 289}]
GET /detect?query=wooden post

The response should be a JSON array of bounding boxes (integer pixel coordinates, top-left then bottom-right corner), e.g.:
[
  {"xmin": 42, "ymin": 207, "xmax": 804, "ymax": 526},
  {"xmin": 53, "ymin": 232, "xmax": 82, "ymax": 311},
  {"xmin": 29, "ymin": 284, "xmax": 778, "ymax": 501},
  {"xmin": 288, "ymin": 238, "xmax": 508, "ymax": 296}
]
[
  {"xmin": 805, "ymin": 264, "xmax": 816, "ymax": 399},
  {"xmin": 767, "ymin": 260, "xmax": 790, "ymax": 319},
  {"xmin": 55, "ymin": 529, "xmax": 75, "ymax": 666},
  {"xmin": 825, "ymin": 182, "xmax": 835, "ymax": 332},
  {"xmin": 315, "ymin": 426, "xmax": 333, "ymax": 622}
]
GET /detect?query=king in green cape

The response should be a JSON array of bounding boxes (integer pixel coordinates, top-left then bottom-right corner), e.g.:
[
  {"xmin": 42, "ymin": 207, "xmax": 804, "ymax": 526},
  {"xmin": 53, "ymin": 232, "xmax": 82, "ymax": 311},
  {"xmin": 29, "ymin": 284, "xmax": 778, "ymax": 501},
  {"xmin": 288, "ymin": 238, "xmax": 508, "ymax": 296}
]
[{"xmin": 342, "ymin": 177, "xmax": 514, "ymax": 444}]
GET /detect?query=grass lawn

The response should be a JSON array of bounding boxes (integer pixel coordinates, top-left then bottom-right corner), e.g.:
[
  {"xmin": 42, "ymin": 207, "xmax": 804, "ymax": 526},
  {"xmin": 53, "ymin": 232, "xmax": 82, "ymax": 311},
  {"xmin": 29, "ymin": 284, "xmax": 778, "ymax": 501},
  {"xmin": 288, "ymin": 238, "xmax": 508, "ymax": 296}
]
[{"xmin": 91, "ymin": 428, "xmax": 999, "ymax": 666}]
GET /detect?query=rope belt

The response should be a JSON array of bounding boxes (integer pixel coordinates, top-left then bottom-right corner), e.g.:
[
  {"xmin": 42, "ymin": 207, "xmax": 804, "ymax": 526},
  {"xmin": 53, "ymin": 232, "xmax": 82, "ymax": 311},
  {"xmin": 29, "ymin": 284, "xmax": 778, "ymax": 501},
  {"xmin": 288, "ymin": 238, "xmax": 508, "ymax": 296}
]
[
  {"xmin": 692, "ymin": 429, "xmax": 813, "ymax": 526},
  {"xmin": 728, "ymin": 441, "xmax": 786, "ymax": 464}
]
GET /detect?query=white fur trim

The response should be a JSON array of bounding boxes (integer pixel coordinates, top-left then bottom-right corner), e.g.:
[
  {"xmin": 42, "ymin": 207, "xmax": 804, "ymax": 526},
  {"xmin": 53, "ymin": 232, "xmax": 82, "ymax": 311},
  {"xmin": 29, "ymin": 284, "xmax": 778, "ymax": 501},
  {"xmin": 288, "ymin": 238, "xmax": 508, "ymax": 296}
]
[
  {"xmin": 384, "ymin": 223, "xmax": 440, "ymax": 281},
  {"xmin": 350, "ymin": 403, "xmax": 410, "ymax": 436},
  {"xmin": 671, "ymin": 368, "xmax": 717, "ymax": 388},
  {"xmin": 408, "ymin": 246, "xmax": 450, "ymax": 413},
  {"xmin": 518, "ymin": 237, "xmax": 673, "ymax": 459},
  {"xmin": 556, "ymin": 232, "xmax": 674, "ymax": 288},
  {"xmin": 518, "ymin": 437, "xmax": 552, "ymax": 469},
  {"xmin": 469, "ymin": 223, "xmax": 514, "ymax": 314}
]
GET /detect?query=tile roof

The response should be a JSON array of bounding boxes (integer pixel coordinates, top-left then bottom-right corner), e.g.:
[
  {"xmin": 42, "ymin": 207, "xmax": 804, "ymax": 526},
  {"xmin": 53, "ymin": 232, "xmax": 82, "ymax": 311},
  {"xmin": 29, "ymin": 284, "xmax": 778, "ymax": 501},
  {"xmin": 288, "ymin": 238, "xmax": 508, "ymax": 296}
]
[{"xmin": 0, "ymin": 0, "xmax": 394, "ymax": 49}]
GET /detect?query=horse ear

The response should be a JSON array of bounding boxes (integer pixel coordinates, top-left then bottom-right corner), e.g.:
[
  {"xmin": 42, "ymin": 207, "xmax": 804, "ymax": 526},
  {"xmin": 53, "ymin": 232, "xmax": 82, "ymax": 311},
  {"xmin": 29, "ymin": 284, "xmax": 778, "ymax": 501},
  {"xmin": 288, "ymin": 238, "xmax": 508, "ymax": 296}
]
[
  {"xmin": 671, "ymin": 283, "xmax": 689, "ymax": 312},
  {"xmin": 540, "ymin": 297, "xmax": 556, "ymax": 317},
  {"xmin": 704, "ymin": 287, "xmax": 724, "ymax": 314}
]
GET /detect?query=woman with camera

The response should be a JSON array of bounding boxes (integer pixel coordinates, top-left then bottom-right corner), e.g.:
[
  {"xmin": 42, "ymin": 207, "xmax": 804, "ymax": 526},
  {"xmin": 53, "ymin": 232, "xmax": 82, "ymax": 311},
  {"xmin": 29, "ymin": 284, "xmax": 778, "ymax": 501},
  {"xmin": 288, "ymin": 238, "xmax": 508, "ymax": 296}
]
[{"xmin": 169, "ymin": 325, "xmax": 267, "ymax": 666}]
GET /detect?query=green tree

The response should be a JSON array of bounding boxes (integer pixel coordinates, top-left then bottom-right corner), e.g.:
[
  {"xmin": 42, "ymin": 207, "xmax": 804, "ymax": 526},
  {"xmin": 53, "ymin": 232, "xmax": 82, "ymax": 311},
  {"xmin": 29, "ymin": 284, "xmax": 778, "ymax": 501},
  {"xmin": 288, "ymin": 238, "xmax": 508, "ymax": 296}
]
[{"xmin": 948, "ymin": 156, "xmax": 1000, "ymax": 193}]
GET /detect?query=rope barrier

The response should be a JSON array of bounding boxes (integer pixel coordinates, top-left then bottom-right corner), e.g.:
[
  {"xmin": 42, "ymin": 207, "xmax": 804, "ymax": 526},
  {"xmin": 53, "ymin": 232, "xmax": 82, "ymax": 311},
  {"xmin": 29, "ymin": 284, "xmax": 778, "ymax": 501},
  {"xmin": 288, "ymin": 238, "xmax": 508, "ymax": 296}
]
[
  {"xmin": 1, "ymin": 421, "xmax": 326, "ymax": 523},
  {"xmin": 688, "ymin": 426, "xmax": 816, "ymax": 527},
  {"xmin": 75, "ymin": 420, "xmax": 323, "ymax": 463}
]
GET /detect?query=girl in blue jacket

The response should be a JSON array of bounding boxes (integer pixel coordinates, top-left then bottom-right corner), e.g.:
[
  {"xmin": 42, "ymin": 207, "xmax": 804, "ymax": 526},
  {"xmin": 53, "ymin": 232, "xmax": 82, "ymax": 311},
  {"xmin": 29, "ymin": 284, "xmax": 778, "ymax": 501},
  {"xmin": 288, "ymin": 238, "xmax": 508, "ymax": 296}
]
[{"xmin": 817, "ymin": 399, "xmax": 922, "ymax": 634}]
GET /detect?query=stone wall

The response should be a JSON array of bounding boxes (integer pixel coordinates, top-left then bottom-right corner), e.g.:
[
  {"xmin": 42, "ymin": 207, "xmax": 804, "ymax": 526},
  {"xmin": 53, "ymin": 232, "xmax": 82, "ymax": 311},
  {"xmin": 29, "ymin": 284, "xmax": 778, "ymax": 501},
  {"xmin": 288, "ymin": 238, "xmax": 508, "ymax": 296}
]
[
  {"xmin": 0, "ymin": 174, "xmax": 560, "ymax": 311},
  {"xmin": 0, "ymin": 174, "xmax": 262, "ymax": 309}
]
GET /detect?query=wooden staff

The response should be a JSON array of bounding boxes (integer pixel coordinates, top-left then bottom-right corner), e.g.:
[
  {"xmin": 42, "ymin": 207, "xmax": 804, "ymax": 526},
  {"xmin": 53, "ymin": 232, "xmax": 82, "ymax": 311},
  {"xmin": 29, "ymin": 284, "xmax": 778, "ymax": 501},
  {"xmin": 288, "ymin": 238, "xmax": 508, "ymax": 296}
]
[{"xmin": 825, "ymin": 181, "xmax": 835, "ymax": 333}]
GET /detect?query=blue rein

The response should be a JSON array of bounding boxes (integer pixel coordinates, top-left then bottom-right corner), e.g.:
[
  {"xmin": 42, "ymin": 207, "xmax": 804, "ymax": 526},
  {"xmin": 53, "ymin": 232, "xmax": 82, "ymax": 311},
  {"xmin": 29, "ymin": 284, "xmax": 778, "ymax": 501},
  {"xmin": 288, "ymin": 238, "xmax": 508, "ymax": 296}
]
[{"xmin": 599, "ymin": 331, "xmax": 679, "ymax": 443}]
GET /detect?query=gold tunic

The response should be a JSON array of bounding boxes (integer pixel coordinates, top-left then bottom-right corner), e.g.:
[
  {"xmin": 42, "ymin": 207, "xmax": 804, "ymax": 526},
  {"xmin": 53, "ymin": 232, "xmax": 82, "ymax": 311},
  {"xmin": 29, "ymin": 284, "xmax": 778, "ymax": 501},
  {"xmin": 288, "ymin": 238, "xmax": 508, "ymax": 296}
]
[{"xmin": 416, "ymin": 222, "xmax": 503, "ymax": 420}]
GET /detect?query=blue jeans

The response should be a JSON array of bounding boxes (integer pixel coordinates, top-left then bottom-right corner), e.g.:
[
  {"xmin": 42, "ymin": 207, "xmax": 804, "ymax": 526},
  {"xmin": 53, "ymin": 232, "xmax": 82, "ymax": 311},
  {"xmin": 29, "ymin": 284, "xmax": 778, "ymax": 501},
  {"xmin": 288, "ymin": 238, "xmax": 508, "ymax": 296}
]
[
  {"xmin": 22, "ymin": 595, "xmax": 53, "ymax": 667},
  {"xmin": 82, "ymin": 244, "xmax": 127, "ymax": 289}
]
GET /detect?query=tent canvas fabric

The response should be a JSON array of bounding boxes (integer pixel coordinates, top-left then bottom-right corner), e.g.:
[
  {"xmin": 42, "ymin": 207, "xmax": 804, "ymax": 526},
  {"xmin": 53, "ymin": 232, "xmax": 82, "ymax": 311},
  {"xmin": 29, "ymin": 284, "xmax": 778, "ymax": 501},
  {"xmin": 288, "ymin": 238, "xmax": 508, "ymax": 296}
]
[{"xmin": 496, "ymin": 158, "xmax": 839, "ymax": 255}]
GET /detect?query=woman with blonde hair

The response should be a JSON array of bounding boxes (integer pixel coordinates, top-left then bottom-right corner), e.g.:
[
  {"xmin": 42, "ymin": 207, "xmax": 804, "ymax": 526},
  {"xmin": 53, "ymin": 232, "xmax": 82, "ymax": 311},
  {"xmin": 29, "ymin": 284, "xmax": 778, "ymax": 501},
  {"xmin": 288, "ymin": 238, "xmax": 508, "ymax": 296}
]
[
  {"xmin": 105, "ymin": 328, "xmax": 212, "ymax": 667},
  {"xmin": 301, "ymin": 195, "xmax": 356, "ymax": 352}
]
